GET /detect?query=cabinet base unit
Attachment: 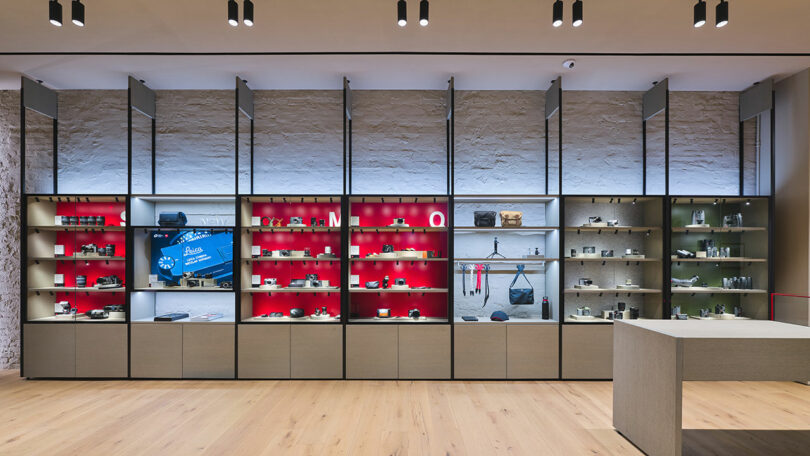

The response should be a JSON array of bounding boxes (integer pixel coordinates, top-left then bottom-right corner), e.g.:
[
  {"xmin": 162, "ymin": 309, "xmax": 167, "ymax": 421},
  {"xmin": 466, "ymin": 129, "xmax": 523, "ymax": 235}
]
[
  {"xmin": 76, "ymin": 324, "xmax": 128, "ymax": 378},
  {"xmin": 290, "ymin": 325, "xmax": 343, "ymax": 379},
  {"xmin": 182, "ymin": 324, "xmax": 235, "ymax": 379},
  {"xmin": 454, "ymin": 324, "xmax": 507, "ymax": 379},
  {"xmin": 23, "ymin": 324, "xmax": 76, "ymax": 378},
  {"xmin": 130, "ymin": 323, "xmax": 183, "ymax": 379},
  {"xmin": 238, "ymin": 325, "xmax": 291, "ymax": 379},
  {"xmin": 347, "ymin": 325, "xmax": 398, "ymax": 379},
  {"xmin": 398, "ymin": 325, "xmax": 451, "ymax": 379},
  {"xmin": 561, "ymin": 325, "xmax": 613, "ymax": 379},
  {"xmin": 23, "ymin": 323, "xmax": 128, "ymax": 379},
  {"xmin": 506, "ymin": 324, "xmax": 559, "ymax": 379}
]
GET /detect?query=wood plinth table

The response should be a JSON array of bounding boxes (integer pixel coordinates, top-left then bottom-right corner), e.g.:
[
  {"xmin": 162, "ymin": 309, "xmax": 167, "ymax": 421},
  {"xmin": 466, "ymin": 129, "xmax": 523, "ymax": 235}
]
[{"xmin": 613, "ymin": 320, "xmax": 810, "ymax": 456}]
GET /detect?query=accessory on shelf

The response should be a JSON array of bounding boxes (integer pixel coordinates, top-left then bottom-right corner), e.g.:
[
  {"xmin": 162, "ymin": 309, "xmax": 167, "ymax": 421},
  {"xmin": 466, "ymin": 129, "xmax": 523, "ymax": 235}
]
[
  {"xmin": 394, "ymin": 278, "xmax": 406, "ymax": 286},
  {"xmin": 601, "ymin": 250, "xmax": 614, "ymax": 258},
  {"xmin": 474, "ymin": 211, "xmax": 496, "ymax": 227},
  {"xmin": 80, "ymin": 244, "xmax": 98, "ymax": 255},
  {"xmin": 629, "ymin": 307, "xmax": 640, "ymax": 319},
  {"xmin": 85, "ymin": 309, "xmax": 109, "ymax": 320},
  {"xmin": 154, "ymin": 312, "xmax": 189, "ymax": 322},
  {"xmin": 269, "ymin": 312, "xmax": 283, "ymax": 318},
  {"xmin": 475, "ymin": 264, "xmax": 483, "ymax": 295},
  {"xmin": 671, "ymin": 275, "xmax": 700, "ymax": 288},
  {"xmin": 289, "ymin": 279, "xmax": 307, "ymax": 288},
  {"xmin": 486, "ymin": 237, "xmax": 506, "ymax": 259},
  {"xmin": 389, "ymin": 218, "xmax": 408, "ymax": 227},
  {"xmin": 734, "ymin": 306, "xmax": 743, "ymax": 317},
  {"xmin": 689, "ymin": 210, "xmax": 708, "ymax": 227},
  {"xmin": 461, "ymin": 316, "xmax": 479, "ymax": 322},
  {"xmin": 607, "ymin": 219, "xmax": 619, "ymax": 227},
  {"xmin": 723, "ymin": 213, "xmax": 743, "ymax": 228},
  {"xmin": 289, "ymin": 217, "xmax": 304, "ymax": 226},
  {"xmin": 54, "ymin": 301, "xmax": 71, "ymax": 315},
  {"xmin": 508, "ymin": 264, "xmax": 534, "ymax": 305},
  {"xmin": 499, "ymin": 211, "xmax": 523, "ymax": 227},
  {"xmin": 676, "ymin": 249, "xmax": 696, "ymax": 259},
  {"xmin": 460, "ymin": 263, "xmax": 469, "ymax": 296},
  {"xmin": 96, "ymin": 275, "xmax": 123, "ymax": 289},
  {"xmin": 290, "ymin": 308, "xmax": 305, "ymax": 318},
  {"xmin": 376, "ymin": 308, "xmax": 391, "ymax": 318},
  {"xmin": 79, "ymin": 216, "xmax": 89, "ymax": 225},
  {"xmin": 365, "ymin": 281, "xmax": 380, "ymax": 289},
  {"xmin": 714, "ymin": 304, "xmax": 726, "ymax": 315},
  {"xmin": 310, "ymin": 217, "xmax": 317, "ymax": 227},
  {"xmin": 158, "ymin": 212, "xmax": 188, "ymax": 227},
  {"xmin": 699, "ymin": 308, "xmax": 711, "ymax": 318},
  {"xmin": 408, "ymin": 309, "xmax": 421, "ymax": 319},
  {"xmin": 490, "ymin": 310, "xmax": 509, "ymax": 321},
  {"xmin": 542, "ymin": 296, "xmax": 550, "ymax": 320},
  {"xmin": 382, "ymin": 275, "xmax": 390, "ymax": 289},
  {"xmin": 76, "ymin": 275, "xmax": 87, "ymax": 288},
  {"xmin": 482, "ymin": 264, "xmax": 491, "ymax": 307},
  {"xmin": 305, "ymin": 274, "xmax": 319, "ymax": 282},
  {"xmin": 382, "ymin": 244, "xmax": 394, "ymax": 253}
]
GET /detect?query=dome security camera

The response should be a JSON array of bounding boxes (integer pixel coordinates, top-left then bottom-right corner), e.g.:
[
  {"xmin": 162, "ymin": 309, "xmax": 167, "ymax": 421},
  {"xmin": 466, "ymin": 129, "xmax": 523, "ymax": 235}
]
[{"xmin": 562, "ymin": 59, "xmax": 576, "ymax": 69}]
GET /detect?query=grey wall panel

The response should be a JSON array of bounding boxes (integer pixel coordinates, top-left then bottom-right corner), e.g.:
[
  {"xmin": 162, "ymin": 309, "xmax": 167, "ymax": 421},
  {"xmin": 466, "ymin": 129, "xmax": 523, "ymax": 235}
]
[{"xmin": 22, "ymin": 77, "xmax": 57, "ymax": 119}]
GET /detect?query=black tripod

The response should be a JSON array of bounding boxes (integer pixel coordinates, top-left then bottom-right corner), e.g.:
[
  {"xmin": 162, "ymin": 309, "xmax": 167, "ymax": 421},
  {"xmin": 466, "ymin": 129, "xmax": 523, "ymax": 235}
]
[{"xmin": 486, "ymin": 236, "xmax": 506, "ymax": 259}]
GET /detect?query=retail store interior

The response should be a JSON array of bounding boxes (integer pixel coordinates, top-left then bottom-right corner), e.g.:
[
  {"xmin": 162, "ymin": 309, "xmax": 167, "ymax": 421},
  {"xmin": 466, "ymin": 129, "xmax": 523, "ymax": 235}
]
[{"xmin": 1, "ymin": 1, "xmax": 809, "ymax": 455}]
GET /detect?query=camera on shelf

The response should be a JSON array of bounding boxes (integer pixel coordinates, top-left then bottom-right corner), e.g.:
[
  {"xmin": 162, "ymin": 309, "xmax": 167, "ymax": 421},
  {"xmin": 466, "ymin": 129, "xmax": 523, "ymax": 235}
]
[
  {"xmin": 96, "ymin": 275, "xmax": 123, "ymax": 289},
  {"xmin": 104, "ymin": 305, "xmax": 124, "ymax": 312},
  {"xmin": 408, "ymin": 308, "xmax": 420, "ymax": 319},
  {"xmin": 723, "ymin": 213, "xmax": 743, "ymax": 228},
  {"xmin": 76, "ymin": 275, "xmax": 87, "ymax": 288},
  {"xmin": 289, "ymin": 217, "xmax": 304, "ymax": 227},
  {"xmin": 80, "ymin": 244, "xmax": 98, "ymax": 255},
  {"xmin": 85, "ymin": 309, "xmax": 109, "ymax": 320},
  {"xmin": 179, "ymin": 272, "xmax": 216, "ymax": 288},
  {"xmin": 54, "ymin": 301, "xmax": 71, "ymax": 315}
]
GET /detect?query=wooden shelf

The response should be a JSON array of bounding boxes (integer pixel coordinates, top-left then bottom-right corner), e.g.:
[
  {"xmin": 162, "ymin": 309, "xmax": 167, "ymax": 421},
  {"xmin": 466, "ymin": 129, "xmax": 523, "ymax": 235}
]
[
  {"xmin": 454, "ymin": 226, "xmax": 557, "ymax": 232},
  {"xmin": 28, "ymin": 225, "xmax": 126, "ymax": 232},
  {"xmin": 565, "ymin": 226, "xmax": 661, "ymax": 233},
  {"xmin": 241, "ymin": 288, "xmax": 340, "ymax": 294},
  {"xmin": 349, "ymin": 317, "xmax": 449, "ymax": 323},
  {"xmin": 565, "ymin": 257, "xmax": 660, "ymax": 263},
  {"xmin": 564, "ymin": 288, "xmax": 661, "ymax": 295},
  {"xmin": 243, "ymin": 316, "xmax": 340, "ymax": 323},
  {"xmin": 453, "ymin": 195, "xmax": 558, "ymax": 203},
  {"xmin": 349, "ymin": 288, "xmax": 448, "ymax": 294},
  {"xmin": 29, "ymin": 256, "xmax": 126, "ymax": 262},
  {"xmin": 671, "ymin": 227, "xmax": 767, "ymax": 233},
  {"xmin": 670, "ymin": 257, "xmax": 767, "ymax": 263},
  {"xmin": 243, "ymin": 227, "xmax": 340, "ymax": 233},
  {"xmin": 455, "ymin": 258, "xmax": 559, "ymax": 263},
  {"xmin": 349, "ymin": 226, "xmax": 447, "ymax": 233},
  {"xmin": 30, "ymin": 287, "xmax": 126, "ymax": 293},
  {"xmin": 351, "ymin": 257, "xmax": 446, "ymax": 262},
  {"xmin": 670, "ymin": 287, "xmax": 767, "ymax": 294},
  {"xmin": 29, "ymin": 316, "xmax": 127, "ymax": 323}
]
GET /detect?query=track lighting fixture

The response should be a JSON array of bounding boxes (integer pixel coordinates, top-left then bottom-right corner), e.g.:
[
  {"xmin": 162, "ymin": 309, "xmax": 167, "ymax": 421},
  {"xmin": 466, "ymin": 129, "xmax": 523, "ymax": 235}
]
[
  {"xmin": 49, "ymin": 0, "xmax": 63, "ymax": 27},
  {"xmin": 716, "ymin": 0, "xmax": 728, "ymax": 27},
  {"xmin": 572, "ymin": 0, "xmax": 583, "ymax": 27},
  {"xmin": 552, "ymin": 0, "xmax": 563, "ymax": 27},
  {"xmin": 243, "ymin": 0, "xmax": 254, "ymax": 26},
  {"xmin": 228, "ymin": 0, "xmax": 238, "ymax": 26},
  {"xmin": 397, "ymin": 0, "xmax": 407, "ymax": 27},
  {"xmin": 694, "ymin": 0, "xmax": 706, "ymax": 28},
  {"xmin": 745, "ymin": 199, "xmax": 751, "ymax": 206},
  {"xmin": 419, "ymin": 0, "xmax": 429, "ymax": 26},
  {"xmin": 71, "ymin": 0, "xmax": 84, "ymax": 26},
  {"xmin": 713, "ymin": 199, "xmax": 719, "ymax": 205}
]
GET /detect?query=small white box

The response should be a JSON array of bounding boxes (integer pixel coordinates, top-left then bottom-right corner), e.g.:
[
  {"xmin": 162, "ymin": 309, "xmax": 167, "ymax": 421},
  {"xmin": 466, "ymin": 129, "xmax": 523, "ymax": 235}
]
[
  {"xmin": 251, "ymin": 216, "xmax": 261, "ymax": 227},
  {"xmin": 252, "ymin": 245, "xmax": 261, "ymax": 256},
  {"xmin": 252, "ymin": 275, "xmax": 261, "ymax": 286},
  {"xmin": 54, "ymin": 245, "xmax": 65, "ymax": 256},
  {"xmin": 350, "ymin": 275, "xmax": 360, "ymax": 287},
  {"xmin": 350, "ymin": 216, "xmax": 360, "ymax": 227},
  {"xmin": 54, "ymin": 216, "xmax": 63, "ymax": 226},
  {"xmin": 54, "ymin": 274, "xmax": 65, "ymax": 287},
  {"xmin": 148, "ymin": 274, "xmax": 158, "ymax": 283},
  {"xmin": 350, "ymin": 245, "xmax": 360, "ymax": 257},
  {"xmin": 149, "ymin": 281, "xmax": 165, "ymax": 289}
]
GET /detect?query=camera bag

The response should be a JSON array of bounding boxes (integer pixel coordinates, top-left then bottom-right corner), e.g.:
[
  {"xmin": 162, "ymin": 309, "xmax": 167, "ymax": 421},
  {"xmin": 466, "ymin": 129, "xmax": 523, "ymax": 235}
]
[
  {"xmin": 499, "ymin": 211, "xmax": 523, "ymax": 227},
  {"xmin": 158, "ymin": 212, "xmax": 188, "ymax": 227},
  {"xmin": 508, "ymin": 264, "xmax": 534, "ymax": 305},
  {"xmin": 474, "ymin": 211, "xmax": 496, "ymax": 227}
]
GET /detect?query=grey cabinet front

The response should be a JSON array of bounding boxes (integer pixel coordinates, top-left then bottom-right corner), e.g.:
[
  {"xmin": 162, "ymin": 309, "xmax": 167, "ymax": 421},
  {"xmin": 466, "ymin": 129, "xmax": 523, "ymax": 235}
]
[
  {"xmin": 562, "ymin": 325, "xmax": 614, "ymax": 379},
  {"xmin": 506, "ymin": 325, "xmax": 559, "ymax": 379},
  {"xmin": 454, "ymin": 324, "xmax": 507, "ymax": 379},
  {"xmin": 23, "ymin": 324, "xmax": 76, "ymax": 378},
  {"xmin": 183, "ymin": 324, "xmax": 235, "ymax": 379},
  {"xmin": 399, "ymin": 325, "xmax": 451, "ymax": 379},
  {"xmin": 76, "ymin": 324, "xmax": 128, "ymax": 378},
  {"xmin": 131, "ymin": 323, "xmax": 183, "ymax": 379},
  {"xmin": 238, "ymin": 324, "xmax": 291, "ymax": 379},
  {"xmin": 291, "ymin": 325, "xmax": 343, "ymax": 379},
  {"xmin": 346, "ymin": 325, "xmax": 398, "ymax": 379}
]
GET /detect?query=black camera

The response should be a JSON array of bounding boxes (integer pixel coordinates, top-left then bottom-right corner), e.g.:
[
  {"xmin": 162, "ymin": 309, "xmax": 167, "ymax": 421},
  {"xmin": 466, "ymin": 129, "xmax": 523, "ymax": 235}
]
[
  {"xmin": 81, "ymin": 244, "xmax": 98, "ymax": 255},
  {"xmin": 85, "ymin": 309, "xmax": 109, "ymax": 319},
  {"xmin": 79, "ymin": 216, "xmax": 89, "ymax": 225},
  {"xmin": 382, "ymin": 275, "xmax": 390, "ymax": 289},
  {"xmin": 96, "ymin": 275, "xmax": 123, "ymax": 289},
  {"xmin": 76, "ymin": 275, "xmax": 87, "ymax": 288},
  {"xmin": 104, "ymin": 305, "xmax": 124, "ymax": 312},
  {"xmin": 395, "ymin": 278, "xmax": 406, "ymax": 286},
  {"xmin": 69, "ymin": 216, "xmax": 79, "ymax": 225},
  {"xmin": 98, "ymin": 244, "xmax": 116, "ymax": 257},
  {"xmin": 305, "ymin": 274, "xmax": 319, "ymax": 282},
  {"xmin": 382, "ymin": 244, "xmax": 394, "ymax": 253},
  {"xmin": 262, "ymin": 249, "xmax": 272, "ymax": 257},
  {"xmin": 408, "ymin": 309, "xmax": 421, "ymax": 319},
  {"xmin": 96, "ymin": 216, "xmax": 105, "ymax": 226},
  {"xmin": 219, "ymin": 281, "xmax": 233, "ymax": 289}
]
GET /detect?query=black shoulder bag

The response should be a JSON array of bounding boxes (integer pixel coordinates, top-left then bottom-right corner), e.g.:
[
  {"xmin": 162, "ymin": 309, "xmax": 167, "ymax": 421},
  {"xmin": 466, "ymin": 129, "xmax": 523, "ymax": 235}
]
[{"xmin": 508, "ymin": 264, "xmax": 534, "ymax": 305}]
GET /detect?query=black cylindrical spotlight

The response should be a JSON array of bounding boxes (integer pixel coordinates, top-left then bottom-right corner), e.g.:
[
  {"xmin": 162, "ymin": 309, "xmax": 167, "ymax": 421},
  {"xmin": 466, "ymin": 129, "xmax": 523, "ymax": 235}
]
[
  {"xmin": 552, "ymin": 0, "xmax": 563, "ymax": 27},
  {"xmin": 243, "ymin": 0, "xmax": 254, "ymax": 26},
  {"xmin": 49, "ymin": 0, "xmax": 63, "ymax": 27},
  {"xmin": 572, "ymin": 0, "xmax": 583, "ymax": 27},
  {"xmin": 694, "ymin": 0, "xmax": 706, "ymax": 27},
  {"xmin": 419, "ymin": 0, "xmax": 429, "ymax": 26},
  {"xmin": 71, "ymin": 0, "xmax": 84, "ymax": 27},
  {"xmin": 716, "ymin": 0, "xmax": 728, "ymax": 27},
  {"xmin": 228, "ymin": 0, "xmax": 239, "ymax": 26},
  {"xmin": 397, "ymin": 0, "xmax": 407, "ymax": 27}
]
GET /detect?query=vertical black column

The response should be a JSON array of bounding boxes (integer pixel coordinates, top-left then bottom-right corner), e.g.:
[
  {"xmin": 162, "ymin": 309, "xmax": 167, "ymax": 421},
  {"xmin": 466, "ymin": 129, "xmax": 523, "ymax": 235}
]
[
  {"xmin": 739, "ymin": 121, "xmax": 745, "ymax": 196},
  {"xmin": 250, "ymin": 119, "xmax": 254, "ymax": 195},
  {"xmin": 52, "ymin": 118, "xmax": 58, "ymax": 194},
  {"xmin": 127, "ymin": 88, "xmax": 132, "ymax": 195},
  {"xmin": 558, "ymin": 85, "xmax": 563, "ymax": 195},
  {"xmin": 769, "ymin": 92, "xmax": 776, "ymax": 319},
  {"xmin": 18, "ymin": 87, "xmax": 26, "ymax": 378},
  {"xmin": 545, "ymin": 118, "xmax": 549, "ymax": 195},
  {"xmin": 642, "ymin": 120, "xmax": 647, "ymax": 195},
  {"xmin": 151, "ymin": 118, "xmax": 156, "ymax": 194},
  {"xmin": 235, "ymin": 84, "xmax": 240, "ymax": 195},
  {"xmin": 665, "ymin": 90, "xmax": 670, "ymax": 196},
  {"xmin": 557, "ymin": 197, "xmax": 565, "ymax": 379},
  {"xmin": 663, "ymin": 197, "xmax": 672, "ymax": 319}
]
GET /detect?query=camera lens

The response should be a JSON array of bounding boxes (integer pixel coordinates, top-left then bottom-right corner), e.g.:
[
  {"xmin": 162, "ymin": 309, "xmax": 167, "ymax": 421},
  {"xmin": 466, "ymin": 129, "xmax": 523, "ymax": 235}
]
[
  {"xmin": 69, "ymin": 216, "xmax": 79, "ymax": 225},
  {"xmin": 61, "ymin": 216, "xmax": 69, "ymax": 225},
  {"xmin": 76, "ymin": 275, "xmax": 87, "ymax": 288},
  {"xmin": 96, "ymin": 216, "xmax": 105, "ymax": 226}
]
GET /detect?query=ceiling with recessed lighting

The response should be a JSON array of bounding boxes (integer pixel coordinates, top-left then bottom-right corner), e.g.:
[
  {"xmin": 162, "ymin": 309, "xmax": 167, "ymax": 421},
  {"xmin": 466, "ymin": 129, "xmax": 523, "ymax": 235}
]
[{"xmin": 0, "ymin": 0, "xmax": 808, "ymax": 90}]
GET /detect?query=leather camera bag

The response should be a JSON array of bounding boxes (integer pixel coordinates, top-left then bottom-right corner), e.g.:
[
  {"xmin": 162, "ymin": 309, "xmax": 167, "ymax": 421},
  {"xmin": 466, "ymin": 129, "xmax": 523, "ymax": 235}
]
[
  {"xmin": 508, "ymin": 264, "xmax": 534, "ymax": 305},
  {"xmin": 474, "ymin": 211, "xmax": 496, "ymax": 227},
  {"xmin": 499, "ymin": 211, "xmax": 523, "ymax": 227},
  {"xmin": 158, "ymin": 212, "xmax": 188, "ymax": 227}
]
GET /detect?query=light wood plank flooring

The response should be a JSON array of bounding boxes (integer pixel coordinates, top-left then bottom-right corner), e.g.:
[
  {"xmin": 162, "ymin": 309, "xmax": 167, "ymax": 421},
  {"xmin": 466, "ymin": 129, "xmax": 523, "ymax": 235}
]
[{"xmin": 0, "ymin": 370, "xmax": 808, "ymax": 455}]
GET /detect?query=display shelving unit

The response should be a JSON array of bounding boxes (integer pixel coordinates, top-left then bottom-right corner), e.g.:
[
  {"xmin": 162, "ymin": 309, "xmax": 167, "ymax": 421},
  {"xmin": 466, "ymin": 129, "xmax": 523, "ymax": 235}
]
[{"xmin": 669, "ymin": 196, "xmax": 771, "ymax": 320}]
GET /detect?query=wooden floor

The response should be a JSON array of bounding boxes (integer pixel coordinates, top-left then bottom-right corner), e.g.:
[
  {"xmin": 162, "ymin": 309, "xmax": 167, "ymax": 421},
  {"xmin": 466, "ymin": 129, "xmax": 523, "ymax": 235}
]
[{"xmin": 0, "ymin": 371, "xmax": 808, "ymax": 455}]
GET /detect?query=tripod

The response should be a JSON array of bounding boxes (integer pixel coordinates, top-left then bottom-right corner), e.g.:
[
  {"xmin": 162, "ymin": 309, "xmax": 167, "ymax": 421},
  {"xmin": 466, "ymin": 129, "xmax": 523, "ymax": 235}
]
[{"xmin": 486, "ymin": 236, "xmax": 506, "ymax": 259}]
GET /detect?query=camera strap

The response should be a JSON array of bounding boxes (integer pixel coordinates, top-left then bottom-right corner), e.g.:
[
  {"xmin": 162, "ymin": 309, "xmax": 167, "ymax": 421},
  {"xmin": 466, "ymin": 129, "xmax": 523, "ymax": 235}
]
[
  {"xmin": 475, "ymin": 264, "xmax": 483, "ymax": 294},
  {"xmin": 460, "ymin": 263, "xmax": 468, "ymax": 296},
  {"xmin": 482, "ymin": 264, "xmax": 490, "ymax": 307}
]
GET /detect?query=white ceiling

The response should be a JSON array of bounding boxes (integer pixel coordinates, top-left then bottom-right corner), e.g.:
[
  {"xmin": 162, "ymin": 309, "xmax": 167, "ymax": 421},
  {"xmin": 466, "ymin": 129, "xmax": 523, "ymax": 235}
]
[{"xmin": 0, "ymin": 0, "xmax": 808, "ymax": 90}]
